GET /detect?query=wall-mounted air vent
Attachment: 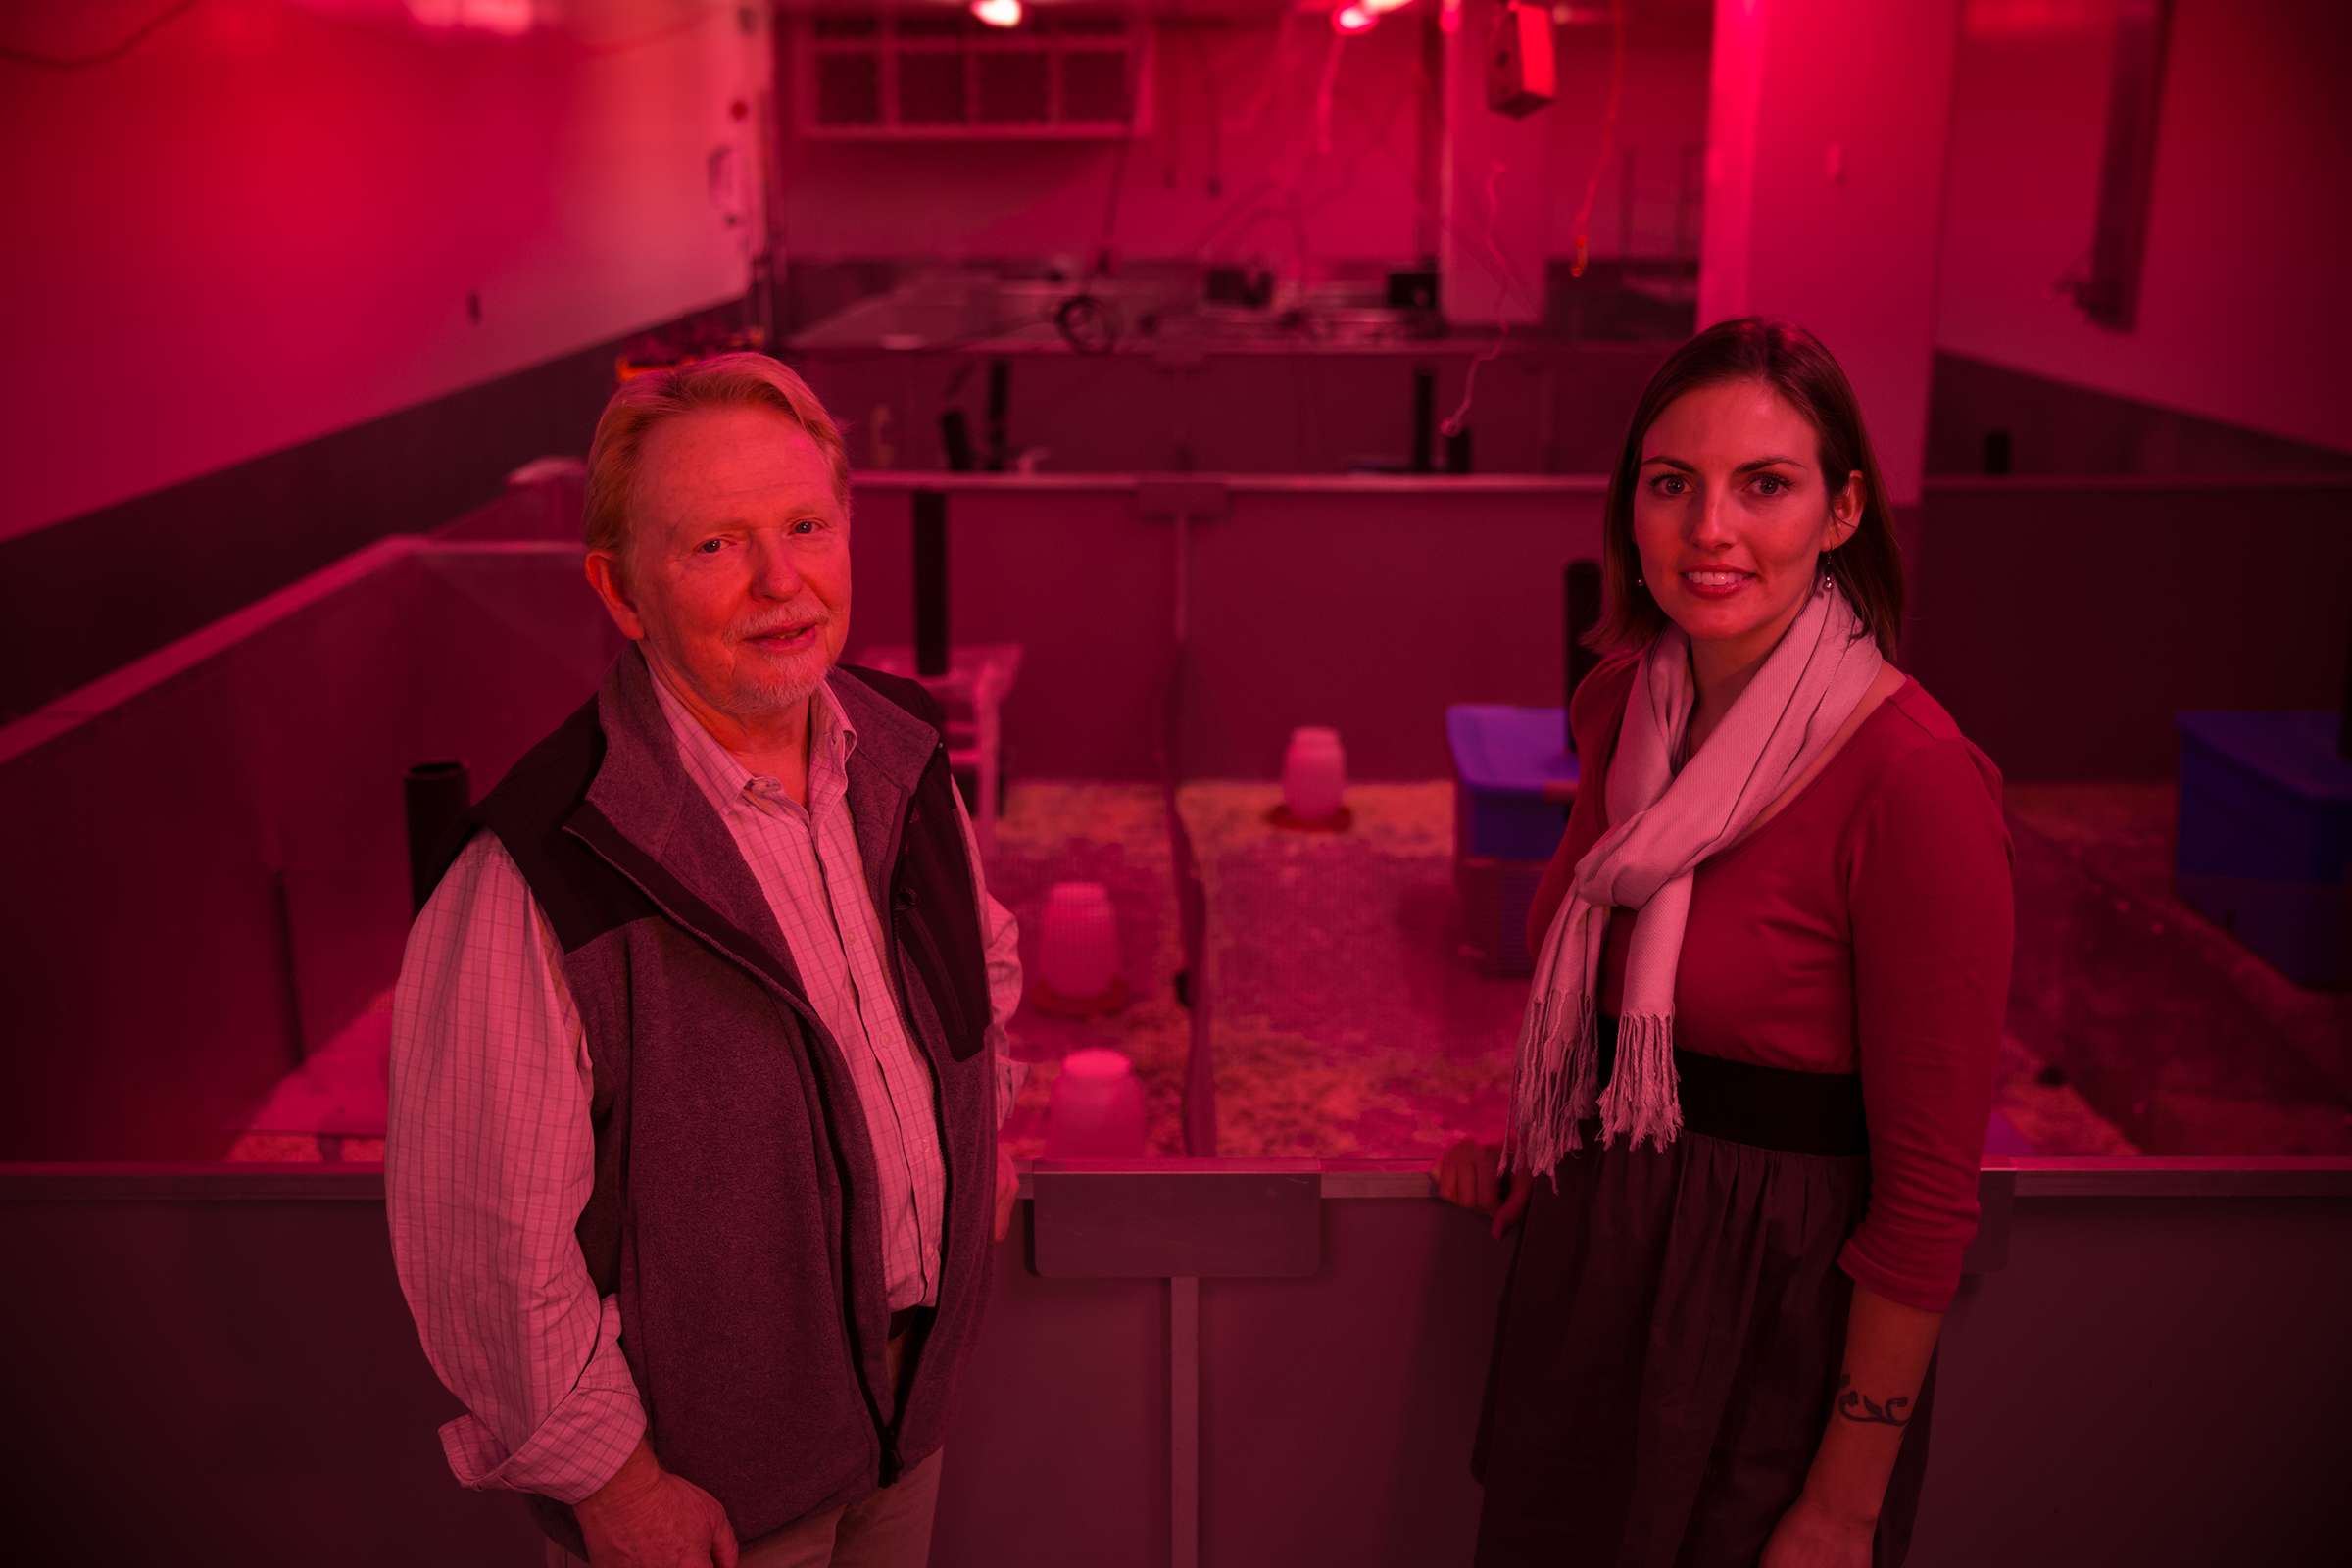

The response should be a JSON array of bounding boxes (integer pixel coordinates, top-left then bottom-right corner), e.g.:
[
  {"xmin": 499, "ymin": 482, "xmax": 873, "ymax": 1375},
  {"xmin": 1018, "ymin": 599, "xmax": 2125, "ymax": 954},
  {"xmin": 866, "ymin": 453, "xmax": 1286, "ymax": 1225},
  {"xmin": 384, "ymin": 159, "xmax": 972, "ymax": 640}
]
[{"xmin": 798, "ymin": 10, "xmax": 1150, "ymax": 139}]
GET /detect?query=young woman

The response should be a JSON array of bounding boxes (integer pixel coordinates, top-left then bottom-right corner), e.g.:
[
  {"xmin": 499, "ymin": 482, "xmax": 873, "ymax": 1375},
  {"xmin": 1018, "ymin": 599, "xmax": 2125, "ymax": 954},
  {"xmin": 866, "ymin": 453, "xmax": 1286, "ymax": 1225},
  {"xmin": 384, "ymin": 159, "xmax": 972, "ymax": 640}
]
[{"xmin": 1436, "ymin": 318, "xmax": 2013, "ymax": 1567}]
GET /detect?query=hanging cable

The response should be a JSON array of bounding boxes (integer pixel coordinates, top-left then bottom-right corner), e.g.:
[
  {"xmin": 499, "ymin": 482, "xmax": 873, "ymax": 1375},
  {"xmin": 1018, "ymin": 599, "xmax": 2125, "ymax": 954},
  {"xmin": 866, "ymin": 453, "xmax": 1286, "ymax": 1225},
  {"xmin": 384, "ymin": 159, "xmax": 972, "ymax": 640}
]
[
  {"xmin": 2, "ymin": 0, "xmax": 203, "ymax": 70},
  {"xmin": 1095, "ymin": 129, "xmax": 1134, "ymax": 274},
  {"xmin": 1197, "ymin": 29, "xmax": 1224, "ymax": 196},
  {"xmin": 1057, "ymin": 66, "xmax": 1140, "ymax": 353},
  {"xmin": 1221, "ymin": 8, "xmax": 1301, "ymax": 139},
  {"xmin": 1312, "ymin": 26, "xmax": 1348, "ymax": 155},
  {"xmin": 1567, "ymin": 0, "xmax": 1626, "ymax": 277},
  {"xmin": 1442, "ymin": 161, "xmax": 1513, "ymax": 439}
]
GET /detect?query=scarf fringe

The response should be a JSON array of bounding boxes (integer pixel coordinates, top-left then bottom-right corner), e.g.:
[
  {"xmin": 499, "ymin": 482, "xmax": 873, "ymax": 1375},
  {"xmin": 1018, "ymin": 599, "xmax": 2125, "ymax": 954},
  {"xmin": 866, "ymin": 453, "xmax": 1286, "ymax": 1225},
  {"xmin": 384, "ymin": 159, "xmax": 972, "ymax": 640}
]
[
  {"xmin": 1506, "ymin": 583, "xmax": 1871, "ymax": 1174},
  {"xmin": 1597, "ymin": 1011, "xmax": 1682, "ymax": 1152},
  {"xmin": 1506, "ymin": 987, "xmax": 1598, "ymax": 1180},
  {"xmin": 1508, "ymin": 998, "xmax": 1686, "ymax": 1171}
]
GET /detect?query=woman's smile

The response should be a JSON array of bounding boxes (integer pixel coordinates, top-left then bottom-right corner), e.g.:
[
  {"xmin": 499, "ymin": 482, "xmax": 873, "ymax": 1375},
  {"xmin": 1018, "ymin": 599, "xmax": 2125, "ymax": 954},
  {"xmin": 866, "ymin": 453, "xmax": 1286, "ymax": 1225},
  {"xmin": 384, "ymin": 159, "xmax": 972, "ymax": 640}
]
[
  {"xmin": 1678, "ymin": 567, "xmax": 1755, "ymax": 598},
  {"xmin": 1632, "ymin": 377, "xmax": 1862, "ymax": 697}
]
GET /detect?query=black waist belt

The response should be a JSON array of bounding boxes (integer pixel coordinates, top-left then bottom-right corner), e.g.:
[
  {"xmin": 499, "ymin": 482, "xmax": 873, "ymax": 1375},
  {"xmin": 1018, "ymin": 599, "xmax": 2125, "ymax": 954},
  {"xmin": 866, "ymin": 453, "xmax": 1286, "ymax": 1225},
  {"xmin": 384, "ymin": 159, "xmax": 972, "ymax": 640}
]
[{"xmin": 1595, "ymin": 1015, "xmax": 1868, "ymax": 1157}]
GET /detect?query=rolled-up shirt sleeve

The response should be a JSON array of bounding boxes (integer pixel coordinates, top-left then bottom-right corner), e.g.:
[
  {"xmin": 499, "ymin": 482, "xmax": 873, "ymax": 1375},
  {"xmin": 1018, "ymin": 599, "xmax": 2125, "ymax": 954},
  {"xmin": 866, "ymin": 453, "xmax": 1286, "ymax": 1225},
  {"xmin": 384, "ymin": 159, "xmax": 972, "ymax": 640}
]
[
  {"xmin": 952, "ymin": 790, "xmax": 1028, "ymax": 1123},
  {"xmin": 1838, "ymin": 737, "xmax": 2015, "ymax": 1312},
  {"xmin": 386, "ymin": 831, "xmax": 646, "ymax": 1503}
]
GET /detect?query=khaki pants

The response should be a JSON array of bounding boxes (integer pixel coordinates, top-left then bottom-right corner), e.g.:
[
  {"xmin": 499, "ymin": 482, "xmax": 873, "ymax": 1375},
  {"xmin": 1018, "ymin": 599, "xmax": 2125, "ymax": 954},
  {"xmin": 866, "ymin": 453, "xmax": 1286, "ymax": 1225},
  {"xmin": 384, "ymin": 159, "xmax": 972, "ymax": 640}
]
[
  {"xmin": 743, "ymin": 1448, "xmax": 943, "ymax": 1568},
  {"xmin": 545, "ymin": 1451, "xmax": 942, "ymax": 1568},
  {"xmin": 552, "ymin": 1338, "xmax": 941, "ymax": 1568}
]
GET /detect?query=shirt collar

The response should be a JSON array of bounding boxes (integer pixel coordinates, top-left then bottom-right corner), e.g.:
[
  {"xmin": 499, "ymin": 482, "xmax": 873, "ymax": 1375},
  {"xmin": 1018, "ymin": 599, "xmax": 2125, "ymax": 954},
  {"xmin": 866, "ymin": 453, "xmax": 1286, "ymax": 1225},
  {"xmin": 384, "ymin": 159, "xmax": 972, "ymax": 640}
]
[{"xmin": 648, "ymin": 666, "xmax": 858, "ymax": 818}]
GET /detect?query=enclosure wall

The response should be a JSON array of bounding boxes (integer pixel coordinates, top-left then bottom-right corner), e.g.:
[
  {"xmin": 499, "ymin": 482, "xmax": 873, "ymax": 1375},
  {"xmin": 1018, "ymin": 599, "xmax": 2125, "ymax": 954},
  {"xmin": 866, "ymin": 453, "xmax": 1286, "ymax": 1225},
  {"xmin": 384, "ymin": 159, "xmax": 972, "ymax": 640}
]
[{"xmin": 1, "ymin": 1163, "xmax": 2342, "ymax": 1567}]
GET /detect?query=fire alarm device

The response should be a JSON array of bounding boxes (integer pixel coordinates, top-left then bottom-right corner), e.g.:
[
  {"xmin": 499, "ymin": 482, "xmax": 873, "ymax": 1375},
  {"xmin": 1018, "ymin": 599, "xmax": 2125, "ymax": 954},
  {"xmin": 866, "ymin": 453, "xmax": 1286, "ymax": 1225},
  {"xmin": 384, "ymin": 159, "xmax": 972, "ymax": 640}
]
[{"xmin": 1487, "ymin": 0, "xmax": 1555, "ymax": 118}]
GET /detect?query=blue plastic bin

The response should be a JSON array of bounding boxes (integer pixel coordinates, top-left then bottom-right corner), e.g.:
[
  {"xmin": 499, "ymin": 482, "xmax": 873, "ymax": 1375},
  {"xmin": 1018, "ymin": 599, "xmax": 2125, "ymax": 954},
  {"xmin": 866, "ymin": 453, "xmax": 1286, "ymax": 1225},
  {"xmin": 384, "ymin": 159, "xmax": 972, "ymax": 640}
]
[
  {"xmin": 1447, "ymin": 706, "xmax": 1580, "ymax": 975},
  {"xmin": 2174, "ymin": 710, "xmax": 2352, "ymax": 989},
  {"xmin": 1447, "ymin": 706, "xmax": 1581, "ymax": 858}
]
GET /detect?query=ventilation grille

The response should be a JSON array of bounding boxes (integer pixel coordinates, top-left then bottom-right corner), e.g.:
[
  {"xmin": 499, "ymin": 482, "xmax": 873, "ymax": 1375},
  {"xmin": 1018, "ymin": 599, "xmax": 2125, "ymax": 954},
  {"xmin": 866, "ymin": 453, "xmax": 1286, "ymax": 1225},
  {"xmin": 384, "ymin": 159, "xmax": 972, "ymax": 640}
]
[{"xmin": 800, "ymin": 10, "xmax": 1148, "ymax": 139}]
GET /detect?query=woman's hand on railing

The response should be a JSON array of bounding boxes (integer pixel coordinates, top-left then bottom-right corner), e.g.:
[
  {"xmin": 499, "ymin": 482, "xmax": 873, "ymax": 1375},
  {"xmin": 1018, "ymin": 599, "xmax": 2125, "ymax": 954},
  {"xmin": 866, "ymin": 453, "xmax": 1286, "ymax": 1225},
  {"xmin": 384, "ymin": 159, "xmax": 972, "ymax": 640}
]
[
  {"xmin": 994, "ymin": 1143, "xmax": 1018, "ymax": 1243},
  {"xmin": 1433, "ymin": 1138, "xmax": 1532, "ymax": 1239}
]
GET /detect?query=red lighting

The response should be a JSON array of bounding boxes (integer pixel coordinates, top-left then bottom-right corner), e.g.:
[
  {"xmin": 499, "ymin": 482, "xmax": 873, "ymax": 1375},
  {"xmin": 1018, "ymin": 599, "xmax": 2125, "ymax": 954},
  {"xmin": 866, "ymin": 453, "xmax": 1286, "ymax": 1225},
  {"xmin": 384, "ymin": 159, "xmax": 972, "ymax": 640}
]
[
  {"xmin": 1333, "ymin": 0, "xmax": 1415, "ymax": 34},
  {"xmin": 406, "ymin": 0, "xmax": 532, "ymax": 36},
  {"xmin": 970, "ymin": 0, "xmax": 1024, "ymax": 26}
]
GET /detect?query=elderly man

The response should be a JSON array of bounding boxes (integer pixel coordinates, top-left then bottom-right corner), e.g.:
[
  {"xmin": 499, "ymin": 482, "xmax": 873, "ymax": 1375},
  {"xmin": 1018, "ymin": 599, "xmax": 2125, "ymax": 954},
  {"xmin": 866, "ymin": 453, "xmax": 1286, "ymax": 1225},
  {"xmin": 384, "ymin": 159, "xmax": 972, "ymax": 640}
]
[{"xmin": 388, "ymin": 354, "xmax": 1022, "ymax": 1568}]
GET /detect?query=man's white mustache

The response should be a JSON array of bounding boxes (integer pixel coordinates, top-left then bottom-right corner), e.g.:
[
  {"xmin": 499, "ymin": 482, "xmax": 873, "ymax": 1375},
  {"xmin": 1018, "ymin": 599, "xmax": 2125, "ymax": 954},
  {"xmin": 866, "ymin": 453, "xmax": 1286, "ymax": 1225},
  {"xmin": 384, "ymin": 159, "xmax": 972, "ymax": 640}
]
[{"xmin": 729, "ymin": 609, "xmax": 830, "ymax": 644}]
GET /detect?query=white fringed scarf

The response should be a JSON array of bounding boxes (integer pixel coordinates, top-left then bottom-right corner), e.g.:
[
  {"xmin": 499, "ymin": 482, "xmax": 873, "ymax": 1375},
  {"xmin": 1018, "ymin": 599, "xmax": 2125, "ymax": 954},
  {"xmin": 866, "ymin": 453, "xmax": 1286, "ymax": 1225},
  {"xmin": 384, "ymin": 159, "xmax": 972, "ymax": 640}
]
[{"xmin": 1507, "ymin": 578, "xmax": 1884, "ymax": 1176}]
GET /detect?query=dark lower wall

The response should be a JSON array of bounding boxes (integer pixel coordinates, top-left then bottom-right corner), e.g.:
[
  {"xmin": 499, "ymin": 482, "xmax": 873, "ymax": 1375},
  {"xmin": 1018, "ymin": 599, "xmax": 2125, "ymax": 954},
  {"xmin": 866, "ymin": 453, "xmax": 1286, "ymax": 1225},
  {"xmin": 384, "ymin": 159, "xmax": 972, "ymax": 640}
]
[
  {"xmin": 0, "ymin": 302, "xmax": 735, "ymax": 726},
  {"xmin": 3, "ymin": 1167, "xmax": 2345, "ymax": 1568},
  {"xmin": 0, "ymin": 1172, "xmax": 541, "ymax": 1568},
  {"xmin": 842, "ymin": 478, "xmax": 1608, "ymax": 782},
  {"xmin": 789, "ymin": 344, "xmax": 1671, "ymax": 479},
  {"xmin": 1911, "ymin": 477, "xmax": 2352, "ymax": 781},
  {"xmin": 1926, "ymin": 352, "xmax": 2352, "ymax": 477},
  {"xmin": 0, "ymin": 543, "xmax": 622, "ymax": 1161},
  {"xmin": 854, "ymin": 473, "xmax": 2351, "ymax": 787}
]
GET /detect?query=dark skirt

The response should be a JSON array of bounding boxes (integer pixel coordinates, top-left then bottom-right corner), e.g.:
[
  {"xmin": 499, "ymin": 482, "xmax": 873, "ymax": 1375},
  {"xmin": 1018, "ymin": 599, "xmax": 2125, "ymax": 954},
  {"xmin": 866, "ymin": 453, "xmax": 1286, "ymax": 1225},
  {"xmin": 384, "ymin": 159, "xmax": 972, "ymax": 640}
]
[{"xmin": 1471, "ymin": 1026, "xmax": 1936, "ymax": 1568}]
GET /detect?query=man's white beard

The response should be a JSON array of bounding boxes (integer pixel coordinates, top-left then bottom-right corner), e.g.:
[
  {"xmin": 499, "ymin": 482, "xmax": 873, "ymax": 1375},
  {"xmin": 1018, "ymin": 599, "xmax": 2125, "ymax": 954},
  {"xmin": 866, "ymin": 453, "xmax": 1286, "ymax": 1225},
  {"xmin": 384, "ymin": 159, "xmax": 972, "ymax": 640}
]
[
  {"xmin": 714, "ymin": 648, "xmax": 833, "ymax": 722},
  {"xmin": 697, "ymin": 593, "xmax": 840, "ymax": 723}
]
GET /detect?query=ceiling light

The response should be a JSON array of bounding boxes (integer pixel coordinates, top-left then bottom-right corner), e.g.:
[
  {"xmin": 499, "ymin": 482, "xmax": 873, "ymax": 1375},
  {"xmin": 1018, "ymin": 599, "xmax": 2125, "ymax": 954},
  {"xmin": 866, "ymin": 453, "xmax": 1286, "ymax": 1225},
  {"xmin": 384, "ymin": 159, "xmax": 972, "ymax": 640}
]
[
  {"xmin": 1332, "ymin": 4, "xmax": 1378, "ymax": 32},
  {"xmin": 971, "ymin": 0, "xmax": 1023, "ymax": 26}
]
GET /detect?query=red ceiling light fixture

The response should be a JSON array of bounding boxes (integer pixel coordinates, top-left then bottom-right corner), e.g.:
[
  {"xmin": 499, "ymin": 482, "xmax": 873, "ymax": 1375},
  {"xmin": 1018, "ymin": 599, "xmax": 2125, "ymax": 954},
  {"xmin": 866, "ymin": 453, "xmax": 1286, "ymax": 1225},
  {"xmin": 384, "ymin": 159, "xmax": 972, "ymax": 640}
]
[
  {"xmin": 407, "ymin": 0, "xmax": 534, "ymax": 35},
  {"xmin": 1332, "ymin": 0, "xmax": 1417, "ymax": 35},
  {"xmin": 970, "ymin": 0, "xmax": 1025, "ymax": 26},
  {"xmin": 1486, "ymin": 0, "xmax": 1556, "ymax": 117}
]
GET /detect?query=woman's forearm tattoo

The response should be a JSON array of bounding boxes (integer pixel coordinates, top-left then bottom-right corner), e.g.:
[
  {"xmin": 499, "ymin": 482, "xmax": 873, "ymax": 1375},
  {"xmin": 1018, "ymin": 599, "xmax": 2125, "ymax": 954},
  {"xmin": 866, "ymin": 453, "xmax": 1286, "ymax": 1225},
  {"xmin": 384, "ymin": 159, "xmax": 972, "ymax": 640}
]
[{"xmin": 1836, "ymin": 1373, "xmax": 1911, "ymax": 1428}]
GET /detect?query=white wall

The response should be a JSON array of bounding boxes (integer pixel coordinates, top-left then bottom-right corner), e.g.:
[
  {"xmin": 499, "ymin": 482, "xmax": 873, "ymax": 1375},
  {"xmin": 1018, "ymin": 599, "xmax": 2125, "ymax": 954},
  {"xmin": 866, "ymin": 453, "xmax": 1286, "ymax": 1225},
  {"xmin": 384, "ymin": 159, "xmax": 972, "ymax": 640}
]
[
  {"xmin": 1936, "ymin": 0, "xmax": 2352, "ymax": 454},
  {"xmin": 1444, "ymin": 0, "xmax": 1712, "ymax": 325},
  {"xmin": 0, "ymin": 0, "xmax": 766, "ymax": 539},
  {"xmin": 777, "ymin": 0, "xmax": 1710, "ymax": 321},
  {"xmin": 1698, "ymin": 0, "xmax": 1963, "ymax": 505},
  {"xmin": 774, "ymin": 7, "xmax": 1427, "ymax": 266}
]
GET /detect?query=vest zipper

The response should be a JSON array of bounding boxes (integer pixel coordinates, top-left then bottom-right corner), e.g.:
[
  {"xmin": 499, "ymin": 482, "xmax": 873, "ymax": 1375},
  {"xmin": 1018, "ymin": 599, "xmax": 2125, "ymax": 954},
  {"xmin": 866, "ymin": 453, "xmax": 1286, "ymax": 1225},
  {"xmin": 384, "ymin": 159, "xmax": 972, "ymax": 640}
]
[
  {"xmin": 896, "ymin": 891, "xmax": 974, "ymax": 1044},
  {"xmin": 875, "ymin": 765, "xmax": 962, "ymax": 1486},
  {"xmin": 562, "ymin": 819, "xmax": 907, "ymax": 1491}
]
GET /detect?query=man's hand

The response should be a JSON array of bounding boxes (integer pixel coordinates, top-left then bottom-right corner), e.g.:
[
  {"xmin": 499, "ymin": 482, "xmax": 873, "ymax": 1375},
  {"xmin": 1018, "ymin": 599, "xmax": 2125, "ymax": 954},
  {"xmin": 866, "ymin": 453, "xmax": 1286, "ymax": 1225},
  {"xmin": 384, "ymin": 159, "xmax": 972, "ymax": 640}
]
[
  {"xmin": 994, "ymin": 1142, "xmax": 1018, "ymax": 1243},
  {"xmin": 574, "ymin": 1438, "xmax": 739, "ymax": 1568},
  {"xmin": 1432, "ymin": 1138, "xmax": 1531, "ymax": 1240}
]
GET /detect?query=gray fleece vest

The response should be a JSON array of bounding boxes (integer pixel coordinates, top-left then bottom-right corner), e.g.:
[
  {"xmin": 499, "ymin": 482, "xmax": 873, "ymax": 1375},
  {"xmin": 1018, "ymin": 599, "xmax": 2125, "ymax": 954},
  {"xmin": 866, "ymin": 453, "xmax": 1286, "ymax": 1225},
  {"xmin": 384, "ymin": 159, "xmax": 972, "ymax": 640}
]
[{"xmin": 434, "ymin": 648, "xmax": 998, "ymax": 1555}]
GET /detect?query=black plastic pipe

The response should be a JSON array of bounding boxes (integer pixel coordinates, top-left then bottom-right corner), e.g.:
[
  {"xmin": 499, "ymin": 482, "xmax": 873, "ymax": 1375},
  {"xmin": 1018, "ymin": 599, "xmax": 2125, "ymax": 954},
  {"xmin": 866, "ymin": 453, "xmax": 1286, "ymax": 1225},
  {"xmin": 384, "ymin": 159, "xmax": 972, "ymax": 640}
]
[
  {"xmin": 2339, "ymin": 608, "xmax": 2351, "ymax": 759},
  {"xmin": 1565, "ymin": 559, "xmax": 1602, "ymax": 753},
  {"xmin": 940, "ymin": 409, "xmax": 976, "ymax": 472},
  {"xmin": 914, "ymin": 489, "xmax": 950, "ymax": 677},
  {"xmin": 1411, "ymin": 367, "xmax": 1435, "ymax": 473},
  {"xmin": 985, "ymin": 358, "xmax": 1011, "ymax": 472},
  {"xmin": 404, "ymin": 760, "xmax": 470, "ymax": 915}
]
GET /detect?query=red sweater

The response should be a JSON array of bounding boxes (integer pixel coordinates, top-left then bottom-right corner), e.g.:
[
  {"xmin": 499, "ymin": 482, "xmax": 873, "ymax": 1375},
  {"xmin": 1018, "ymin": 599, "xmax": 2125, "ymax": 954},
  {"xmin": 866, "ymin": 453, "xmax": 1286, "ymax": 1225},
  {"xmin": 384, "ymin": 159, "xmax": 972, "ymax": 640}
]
[{"xmin": 1527, "ymin": 653, "xmax": 2014, "ymax": 1312}]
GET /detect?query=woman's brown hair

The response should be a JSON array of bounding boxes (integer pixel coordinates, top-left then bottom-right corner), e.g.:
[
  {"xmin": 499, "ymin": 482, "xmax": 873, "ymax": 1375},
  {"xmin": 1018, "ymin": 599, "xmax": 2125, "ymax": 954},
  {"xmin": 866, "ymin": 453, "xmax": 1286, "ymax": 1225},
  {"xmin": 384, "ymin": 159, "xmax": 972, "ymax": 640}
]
[{"xmin": 1592, "ymin": 316, "xmax": 1904, "ymax": 661}]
